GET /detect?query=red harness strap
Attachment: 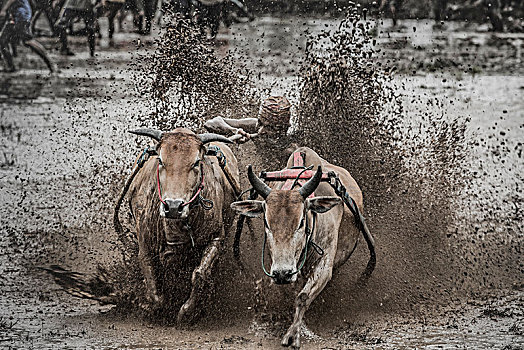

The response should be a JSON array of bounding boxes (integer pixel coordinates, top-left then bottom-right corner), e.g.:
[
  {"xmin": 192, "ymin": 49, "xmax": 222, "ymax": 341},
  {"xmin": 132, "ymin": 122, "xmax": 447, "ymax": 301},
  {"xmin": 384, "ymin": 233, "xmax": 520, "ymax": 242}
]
[
  {"xmin": 180, "ymin": 165, "xmax": 205, "ymax": 208},
  {"xmin": 262, "ymin": 151, "xmax": 329, "ymax": 198},
  {"xmin": 157, "ymin": 163, "xmax": 167, "ymax": 205}
]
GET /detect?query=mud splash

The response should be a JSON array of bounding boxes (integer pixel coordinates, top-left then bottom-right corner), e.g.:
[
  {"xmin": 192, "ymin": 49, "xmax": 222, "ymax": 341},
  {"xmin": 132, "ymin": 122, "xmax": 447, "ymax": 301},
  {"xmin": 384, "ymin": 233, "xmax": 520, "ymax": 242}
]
[
  {"xmin": 293, "ymin": 4, "xmax": 522, "ymax": 323},
  {"xmin": 0, "ymin": 13, "xmax": 522, "ymax": 350},
  {"xmin": 140, "ymin": 16, "xmax": 259, "ymax": 131},
  {"xmin": 47, "ymin": 5, "xmax": 521, "ymax": 324}
]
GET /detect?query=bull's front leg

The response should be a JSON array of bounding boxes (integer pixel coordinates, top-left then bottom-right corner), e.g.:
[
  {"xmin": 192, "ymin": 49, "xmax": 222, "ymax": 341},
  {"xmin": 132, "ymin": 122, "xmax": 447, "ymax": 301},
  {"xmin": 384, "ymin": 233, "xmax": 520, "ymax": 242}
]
[
  {"xmin": 138, "ymin": 246, "xmax": 164, "ymax": 307},
  {"xmin": 281, "ymin": 258, "xmax": 334, "ymax": 349},
  {"xmin": 177, "ymin": 231, "xmax": 224, "ymax": 326}
]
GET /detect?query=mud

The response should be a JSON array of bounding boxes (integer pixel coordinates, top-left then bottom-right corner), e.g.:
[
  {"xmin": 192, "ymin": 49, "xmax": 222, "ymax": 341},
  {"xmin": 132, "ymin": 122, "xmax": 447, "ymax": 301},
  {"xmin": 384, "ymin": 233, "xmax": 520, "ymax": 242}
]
[{"xmin": 0, "ymin": 12, "xmax": 523, "ymax": 350}]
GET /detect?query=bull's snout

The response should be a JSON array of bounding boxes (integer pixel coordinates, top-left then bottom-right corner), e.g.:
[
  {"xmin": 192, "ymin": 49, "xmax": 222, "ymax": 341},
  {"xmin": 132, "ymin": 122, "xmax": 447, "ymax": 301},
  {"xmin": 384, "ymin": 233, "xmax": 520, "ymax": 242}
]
[
  {"xmin": 273, "ymin": 269, "xmax": 294, "ymax": 285},
  {"xmin": 161, "ymin": 199, "xmax": 186, "ymax": 219}
]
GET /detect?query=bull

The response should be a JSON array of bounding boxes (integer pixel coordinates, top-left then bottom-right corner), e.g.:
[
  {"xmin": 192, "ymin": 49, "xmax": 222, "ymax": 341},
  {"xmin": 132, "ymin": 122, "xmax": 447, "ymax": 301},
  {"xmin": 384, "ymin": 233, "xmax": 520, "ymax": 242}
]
[
  {"xmin": 231, "ymin": 146, "xmax": 373, "ymax": 348},
  {"xmin": 128, "ymin": 127, "xmax": 239, "ymax": 324}
]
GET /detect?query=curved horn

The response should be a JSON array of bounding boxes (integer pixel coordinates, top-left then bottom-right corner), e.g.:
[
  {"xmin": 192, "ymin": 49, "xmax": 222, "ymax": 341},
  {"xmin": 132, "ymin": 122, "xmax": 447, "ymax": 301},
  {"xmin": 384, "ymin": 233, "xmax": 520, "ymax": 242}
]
[
  {"xmin": 198, "ymin": 133, "xmax": 233, "ymax": 144},
  {"xmin": 129, "ymin": 129, "xmax": 163, "ymax": 142},
  {"xmin": 298, "ymin": 166, "xmax": 323, "ymax": 199},
  {"xmin": 247, "ymin": 165, "xmax": 271, "ymax": 199}
]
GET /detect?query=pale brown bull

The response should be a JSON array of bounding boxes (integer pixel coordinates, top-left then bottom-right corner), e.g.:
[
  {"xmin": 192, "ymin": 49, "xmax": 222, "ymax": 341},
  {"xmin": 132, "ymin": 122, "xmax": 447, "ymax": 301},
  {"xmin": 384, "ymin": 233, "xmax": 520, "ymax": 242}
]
[
  {"xmin": 231, "ymin": 146, "xmax": 372, "ymax": 348},
  {"xmin": 128, "ymin": 127, "xmax": 239, "ymax": 325}
]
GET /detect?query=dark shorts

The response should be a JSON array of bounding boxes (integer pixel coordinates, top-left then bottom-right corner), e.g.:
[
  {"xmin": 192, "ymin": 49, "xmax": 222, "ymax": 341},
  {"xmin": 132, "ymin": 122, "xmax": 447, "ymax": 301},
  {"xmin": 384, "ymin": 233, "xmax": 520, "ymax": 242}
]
[
  {"xmin": 0, "ymin": 20, "xmax": 33, "ymax": 43},
  {"xmin": 56, "ymin": 8, "xmax": 96, "ymax": 29}
]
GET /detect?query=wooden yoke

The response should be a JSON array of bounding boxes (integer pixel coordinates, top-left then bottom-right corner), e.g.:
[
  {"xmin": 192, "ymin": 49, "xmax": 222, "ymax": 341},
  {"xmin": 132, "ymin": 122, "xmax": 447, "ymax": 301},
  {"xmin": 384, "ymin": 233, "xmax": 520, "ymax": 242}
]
[{"xmin": 261, "ymin": 151, "xmax": 329, "ymax": 198}]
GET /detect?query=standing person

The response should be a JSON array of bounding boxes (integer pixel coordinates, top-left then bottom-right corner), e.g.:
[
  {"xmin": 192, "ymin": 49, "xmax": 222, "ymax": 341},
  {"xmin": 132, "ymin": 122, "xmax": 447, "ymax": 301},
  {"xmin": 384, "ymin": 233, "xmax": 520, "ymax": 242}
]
[
  {"xmin": 196, "ymin": 0, "xmax": 224, "ymax": 38},
  {"xmin": 378, "ymin": 0, "xmax": 402, "ymax": 26},
  {"xmin": 0, "ymin": 0, "xmax": 55, "ymax": 72},
  {"xmin": 142, "ymin": 0, "xmax": 158, "ymax": 34},
  {"xmin": 117, "ymin": 0, "xmax": 145, "ymax": 34},
  {"xmin": 433, "ymin": 0, "xmax": 448, "ymax": 26},
  {"xmin": 55, "ymin": 0, "xmax": 96, "ymax": 56},
  {"xmin": 159, "ymin": 0, "xmax": 190, "ymax": 23},
  {"xmin": 483, "ymin": 0, "xmax": 504, "ymax": 31},
  {"xmin": 99, "ymin": 0, "xmax": 125, "ymax": 45}
]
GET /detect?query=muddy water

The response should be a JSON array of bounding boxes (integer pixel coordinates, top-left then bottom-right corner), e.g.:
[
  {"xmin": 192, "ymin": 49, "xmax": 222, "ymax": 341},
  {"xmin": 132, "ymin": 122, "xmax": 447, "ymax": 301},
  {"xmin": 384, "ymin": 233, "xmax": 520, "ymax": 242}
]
[{"xmin": 0, "ymin": 16, "xmax": 523, "ymax": 349}]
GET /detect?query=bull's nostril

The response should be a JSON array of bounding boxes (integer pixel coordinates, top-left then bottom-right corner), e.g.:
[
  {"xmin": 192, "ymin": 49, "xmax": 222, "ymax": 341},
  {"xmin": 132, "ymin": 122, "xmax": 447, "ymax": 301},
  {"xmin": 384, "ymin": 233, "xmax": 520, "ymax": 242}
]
[
  {"xmin": 163, "ymin": 199, "xmax": 185, "ymax": 218},
  {"xmin": 273, "ymin": 270, "xmax": 293, "ymax": 284}
]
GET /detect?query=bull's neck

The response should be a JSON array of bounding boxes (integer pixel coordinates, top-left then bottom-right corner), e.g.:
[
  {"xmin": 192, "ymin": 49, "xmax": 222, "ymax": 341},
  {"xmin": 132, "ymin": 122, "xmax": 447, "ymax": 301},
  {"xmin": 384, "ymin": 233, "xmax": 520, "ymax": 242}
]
[{"xmin": 201, "ymin": 156, "xmax": 218, "ymax": 198}]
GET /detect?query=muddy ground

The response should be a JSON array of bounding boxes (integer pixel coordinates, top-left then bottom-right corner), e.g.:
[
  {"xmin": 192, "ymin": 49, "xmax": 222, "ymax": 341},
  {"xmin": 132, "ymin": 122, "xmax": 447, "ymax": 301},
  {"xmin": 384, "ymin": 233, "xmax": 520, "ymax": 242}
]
[{"xmin": 0, "ymin": 16, "xmax": 523, "ymax": 349}]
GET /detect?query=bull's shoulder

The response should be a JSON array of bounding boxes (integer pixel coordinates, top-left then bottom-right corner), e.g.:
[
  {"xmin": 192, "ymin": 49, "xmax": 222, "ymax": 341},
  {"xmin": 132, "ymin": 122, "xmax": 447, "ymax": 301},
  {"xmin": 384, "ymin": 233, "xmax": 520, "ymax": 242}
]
[
  {"xmin": 323, "ymin": 162, "xmax": 363, "ymax": 209},
  {"xmin": 207, "ymin": 142, "xmax": 240, "ymax": 182}
]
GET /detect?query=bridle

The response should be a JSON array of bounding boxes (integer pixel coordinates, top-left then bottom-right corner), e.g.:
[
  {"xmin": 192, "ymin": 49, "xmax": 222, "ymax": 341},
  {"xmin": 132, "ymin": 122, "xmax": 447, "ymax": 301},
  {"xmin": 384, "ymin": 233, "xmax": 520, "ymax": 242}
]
[
  {"xmin": 156, "ymin": 159, "xmax": 213, "ymax": 211},
  {"xmin": 261, "ymin": 207, "xmax": 323, "ymax": 279}
]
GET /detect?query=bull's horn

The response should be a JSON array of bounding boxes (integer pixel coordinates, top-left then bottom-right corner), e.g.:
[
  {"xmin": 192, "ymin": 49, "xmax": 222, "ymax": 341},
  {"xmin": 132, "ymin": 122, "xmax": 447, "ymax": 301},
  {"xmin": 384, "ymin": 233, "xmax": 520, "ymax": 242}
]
[
  {"xmin": 198, "ymin": 133, "xmax": 233, "ymax": 144},
  {"xmin": 298, "ymin": 166, "xmax": 322, "ymax": 199},
  {"xmin": 129, "ymin": 129, "xmax": 163, "ymax": 142},
  {"xmin": 247, "ymin": 165, "xmax": 271, "ymax": 199}
]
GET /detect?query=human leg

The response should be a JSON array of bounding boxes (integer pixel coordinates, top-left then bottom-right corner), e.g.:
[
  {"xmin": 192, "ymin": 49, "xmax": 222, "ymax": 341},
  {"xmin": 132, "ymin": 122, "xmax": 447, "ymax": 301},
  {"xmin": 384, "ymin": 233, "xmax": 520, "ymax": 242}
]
[
  {"xmin": 24, "ymin": 39, "xmax": 55, "ymax": 72},
  {"xmin": 55, "ymin": 9, "xmax": 75, "ymax": 55},
  {"xmin": 107, "ymin": 2, "xmax": 123, "ymax": 39},
  {"xmin": 0, "ymin": 22, "xmax": 16, "ymax": 71},
  {"xmin": 84, "ymin": 9, "xmax": 96, "ymax": 56},
  {"xmin": 13, "ymin": 21, "xmax": 54, "ymax": 72}
]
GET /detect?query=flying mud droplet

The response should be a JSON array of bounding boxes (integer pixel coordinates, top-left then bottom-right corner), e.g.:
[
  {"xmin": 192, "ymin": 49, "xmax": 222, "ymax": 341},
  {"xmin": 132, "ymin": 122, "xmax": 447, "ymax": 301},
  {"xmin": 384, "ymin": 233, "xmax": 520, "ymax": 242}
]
[
  {"xmin": 137, "ymin": 14, "xmax": 259, "ymax": 131},
  {"xmin": 293, "ymin": 3, "xmax": 521, "ymax": 316}
]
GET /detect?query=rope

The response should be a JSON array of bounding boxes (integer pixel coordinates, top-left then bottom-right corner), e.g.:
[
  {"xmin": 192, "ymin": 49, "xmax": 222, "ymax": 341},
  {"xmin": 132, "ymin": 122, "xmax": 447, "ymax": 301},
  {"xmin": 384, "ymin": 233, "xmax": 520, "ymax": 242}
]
[
  {"xmin": 156, "ymin": 162, "xmax": 167, "ymax": 206},
  {"xmin": 113, "ymin": 146, "xmax": 156, "ymax": 259},
  {"xmin": 157, "ymin": 161, "xmax": 209, "ymax": 211},
  {"xmin": 327, "ymin": 172, "xmax": 376, "ymax": 276},
  {"xmin": 290, "ymin": 165, "xmax": 313, "ymax": 190},
  {"xmin": 233, "ymin": 188, "xmax": 257, "ymax": 265},
  {"xmin": 113, "ymin": 165, "xmax": 140, "ymax": 259},
  {"xmin": 207, "ymin": 145, "xmax": 241, "ymax": 197},
  {"xmin": 180, "ymin": 163, "xmax": 205, "ymax": 208}
]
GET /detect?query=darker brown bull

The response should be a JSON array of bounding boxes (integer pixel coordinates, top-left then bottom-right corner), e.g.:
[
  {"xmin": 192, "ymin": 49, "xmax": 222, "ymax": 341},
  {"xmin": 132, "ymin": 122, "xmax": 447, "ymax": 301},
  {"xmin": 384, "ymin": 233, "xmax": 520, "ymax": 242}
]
[
  {"xmin": 231, "ymin": 146, "xmax": 373, "ymax": 348},
  {"xmin": 128, "ymin": 128, "xmax": 239, "ymax": 325}
]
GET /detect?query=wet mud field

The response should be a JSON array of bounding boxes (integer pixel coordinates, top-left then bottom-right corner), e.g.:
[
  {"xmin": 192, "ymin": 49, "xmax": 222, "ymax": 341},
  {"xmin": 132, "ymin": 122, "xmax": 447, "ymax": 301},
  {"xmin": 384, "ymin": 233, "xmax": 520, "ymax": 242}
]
[{"xmin": 1, "ymin": 16, "xmax": 523, "ymax": 349}]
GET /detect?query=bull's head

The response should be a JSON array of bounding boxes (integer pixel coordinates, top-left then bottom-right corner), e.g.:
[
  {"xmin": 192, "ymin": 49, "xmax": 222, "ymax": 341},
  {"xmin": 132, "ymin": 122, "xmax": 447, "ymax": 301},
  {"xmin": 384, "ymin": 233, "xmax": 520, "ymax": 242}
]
[
  {"xmin": 130, "ymin": 128, "xmax": 232, "ymax": 220},
  {"xmin": 231, "ymin": 165, "xmax": 341, "ymax": 284}
]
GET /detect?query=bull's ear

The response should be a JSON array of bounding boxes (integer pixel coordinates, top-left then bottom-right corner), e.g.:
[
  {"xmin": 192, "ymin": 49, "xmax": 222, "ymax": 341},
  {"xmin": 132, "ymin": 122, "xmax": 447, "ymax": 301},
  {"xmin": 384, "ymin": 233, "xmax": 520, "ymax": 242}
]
[
  {"xmin": 306, "ymin": 196, "xmax": 341, "ymax": 213},
  {"xmin": 231, "ymin": 200, "xmax": 264, "ymax": 218}
]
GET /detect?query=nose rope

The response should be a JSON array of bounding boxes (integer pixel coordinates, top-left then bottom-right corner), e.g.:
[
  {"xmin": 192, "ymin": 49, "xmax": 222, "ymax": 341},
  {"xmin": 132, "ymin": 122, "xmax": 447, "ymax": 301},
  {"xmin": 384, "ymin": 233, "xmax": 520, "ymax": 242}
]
[
  {"xmin": 292, "ymin": 212, "xmax": 317, "ymax": 276},
  {"xmin": 156, "ymin": 162, "xmax": 167, "ymax": 206},
  {"xmin": 180, "ymin": 163, "xmax": 205, "ymax": 208},
  {"xmin": 261, "ymin": 228, "xmax": 275, "ymax": 278}
]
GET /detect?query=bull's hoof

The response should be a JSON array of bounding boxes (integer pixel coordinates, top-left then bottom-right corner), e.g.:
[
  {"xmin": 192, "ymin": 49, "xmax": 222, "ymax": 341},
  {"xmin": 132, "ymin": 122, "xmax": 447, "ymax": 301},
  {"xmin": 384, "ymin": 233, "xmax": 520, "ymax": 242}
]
[
  {"xmin": 140, "ymin": 293, "xmax": 164, "ymax": 311},
  {"xmin": 148, "ymin": 292, "xmax": 165, "ymax": 305},
  {"xmin": 139, "ymin": 291, "xmax": 165, "ymax": 312},
  {"xmin": 138, "ymin": 300, "xmax": 157, "ymax": 313},
  {"xmin": 281, "ymin": 327, "xmax": 300, "ymax": 349},
  {"xmin": 176, "ymin": 300, "xmax": 196, "ymax": 327}
]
